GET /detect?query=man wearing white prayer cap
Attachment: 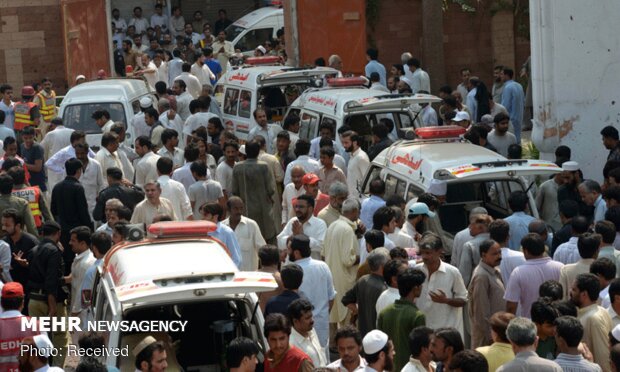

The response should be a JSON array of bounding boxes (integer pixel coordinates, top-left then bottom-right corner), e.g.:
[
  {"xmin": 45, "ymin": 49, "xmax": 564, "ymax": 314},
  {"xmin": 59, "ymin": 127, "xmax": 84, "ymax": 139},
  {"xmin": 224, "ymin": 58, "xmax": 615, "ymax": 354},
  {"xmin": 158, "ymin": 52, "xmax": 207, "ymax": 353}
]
[
  {"xmin": 362, "ymin": 330, "xmax": 394, "ymax": 372},
  {"xmin": 428, "ymin": 179, "xmax": 447, "ymax": 204},
  {"xmin": 17, "ymin": 335, "xmax": 64, "ymax": 371},
  {"xmin": 133, "ymin": 335, "xmax": 168, "ymax": 372}
]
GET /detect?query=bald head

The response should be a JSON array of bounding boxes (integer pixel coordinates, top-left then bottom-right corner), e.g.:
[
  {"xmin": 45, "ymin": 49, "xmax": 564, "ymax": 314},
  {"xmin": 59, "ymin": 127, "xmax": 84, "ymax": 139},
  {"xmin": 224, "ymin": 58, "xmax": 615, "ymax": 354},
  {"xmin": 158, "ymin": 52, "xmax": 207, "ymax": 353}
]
[{"xmin": 328, "ymin": 55, "xmax": 342, "ymax": 70}]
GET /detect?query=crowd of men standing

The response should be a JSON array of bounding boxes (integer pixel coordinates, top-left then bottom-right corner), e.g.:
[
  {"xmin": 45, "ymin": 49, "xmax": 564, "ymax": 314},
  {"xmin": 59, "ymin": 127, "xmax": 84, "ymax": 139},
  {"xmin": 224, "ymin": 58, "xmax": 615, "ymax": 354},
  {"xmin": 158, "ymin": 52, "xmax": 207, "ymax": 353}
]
[{"xmin": 2, "ymin": 38, "xmax": 620, "ymax": 372}]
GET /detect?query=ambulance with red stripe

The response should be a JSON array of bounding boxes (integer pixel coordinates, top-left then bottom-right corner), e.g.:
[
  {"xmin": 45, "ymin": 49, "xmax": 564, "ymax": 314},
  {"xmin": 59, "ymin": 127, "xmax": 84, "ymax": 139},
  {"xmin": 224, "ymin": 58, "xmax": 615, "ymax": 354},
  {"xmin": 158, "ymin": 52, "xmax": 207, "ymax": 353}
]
[
  {"xmin": 91, "ymin": 221, "xmax": 277, "ymax": 371},
  {"xmin": 361, "ymin": 126, "xmax": 562, "ymax": 237},
  {"xmin": 285, "ymin": 78, "xmax": 443, "ymax": 150},
  {"xmin": 215, "ymin": 57, "xmax": 338, "ymax": 140}
]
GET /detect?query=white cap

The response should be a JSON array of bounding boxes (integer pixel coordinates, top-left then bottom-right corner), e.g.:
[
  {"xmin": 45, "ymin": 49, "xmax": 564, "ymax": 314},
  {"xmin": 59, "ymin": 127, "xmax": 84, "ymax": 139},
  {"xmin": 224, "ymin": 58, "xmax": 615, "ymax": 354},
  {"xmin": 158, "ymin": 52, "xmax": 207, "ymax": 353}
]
[
  {"xmin": 239, "ymin": 145, "xmax": 246, "ymax": 155},
  {"xmin": 363, "ymin": 330, "xmax": 389, "ymax": 355},
  {"xmin": 453, "ymin": 111, "xmax": 470, "ymax": 122},
  {"xmin": 139, "ymin": 96, "xmax": 152, "ymax": 108},
  {"xmin": 32, "ymin": 334, "xmax": 54, "ymax": 358},
  {"xmin": 562, "ymin": 161, "xmax": 580, "ymax": 172},
  {"xmin": 132, "ymin": 335, "xmax": 157, "ymax": 357},
  {"xmin": 612, "ymin": 324, "xmax": 620, "ymax": 342},
  {"xmin": 75, "ymin": 74, "xmax": 86, "ymax": 81},
  {"xmin": 256, "ymin": 45, "xmax": 267, "ymax": 55},
  {"xmin": 428, "ymin": 179, "xmax": 447, "ymax": 196},
  {"xmin": 400, "ymin": 77, "xmax": 413, "ymax": 88}
]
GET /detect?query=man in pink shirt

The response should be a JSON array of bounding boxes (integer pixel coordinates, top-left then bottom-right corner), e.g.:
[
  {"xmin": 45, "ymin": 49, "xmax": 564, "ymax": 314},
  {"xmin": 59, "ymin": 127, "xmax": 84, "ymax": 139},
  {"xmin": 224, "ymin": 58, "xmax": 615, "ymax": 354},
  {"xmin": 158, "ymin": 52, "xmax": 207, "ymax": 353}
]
[{"xmin": 504, "ymin": 233, "xmax": 564, "ymax": 318}]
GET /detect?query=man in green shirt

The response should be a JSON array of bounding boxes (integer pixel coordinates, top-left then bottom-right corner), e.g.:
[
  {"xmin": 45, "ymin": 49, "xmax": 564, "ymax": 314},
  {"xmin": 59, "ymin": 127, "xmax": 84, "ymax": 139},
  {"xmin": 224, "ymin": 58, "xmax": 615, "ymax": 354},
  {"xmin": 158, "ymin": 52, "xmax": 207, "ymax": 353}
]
[
  {"xmin": 531, "ymin": 297, "xmax": 561, "ymax": 359},
  {"xmin": 377, "ymin": 267, "xmax": 427, "ymax": 370}
]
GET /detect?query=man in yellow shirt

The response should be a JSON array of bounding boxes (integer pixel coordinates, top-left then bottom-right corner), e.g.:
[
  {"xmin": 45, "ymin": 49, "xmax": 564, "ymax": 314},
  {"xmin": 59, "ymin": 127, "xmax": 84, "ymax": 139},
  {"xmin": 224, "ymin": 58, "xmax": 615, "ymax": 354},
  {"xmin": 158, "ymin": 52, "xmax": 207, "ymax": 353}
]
[{"xmin": 476, "ymin": 312, "xmax": 516, "ymax": 371}]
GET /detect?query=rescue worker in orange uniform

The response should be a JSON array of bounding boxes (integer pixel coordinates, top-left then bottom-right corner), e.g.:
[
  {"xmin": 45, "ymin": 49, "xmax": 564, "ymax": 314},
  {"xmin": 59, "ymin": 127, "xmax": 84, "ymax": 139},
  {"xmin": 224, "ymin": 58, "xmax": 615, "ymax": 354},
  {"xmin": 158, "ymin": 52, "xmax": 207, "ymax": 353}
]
[
  {"xmin": 0, "ymin": 282, "xmax": 41, "ymax": 371},
  {"xmin": 8, "ymin": 166, "xmax": 53, "ymax": 231},
  {"xmin": 13, "ymin": 86, "xmax": 40, "ymax": 144},
  {"xmin": 33, "ymin": 78, "xmax": 57, "ymax": 139}
]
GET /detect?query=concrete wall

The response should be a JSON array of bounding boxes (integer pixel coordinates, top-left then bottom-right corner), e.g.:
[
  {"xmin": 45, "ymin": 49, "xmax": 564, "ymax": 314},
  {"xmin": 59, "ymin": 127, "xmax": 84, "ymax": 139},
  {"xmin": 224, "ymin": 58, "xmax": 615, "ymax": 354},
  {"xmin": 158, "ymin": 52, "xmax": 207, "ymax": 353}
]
[{"xmin": 0, "ymin": 0, "xmax": 66, "ymax": 93}]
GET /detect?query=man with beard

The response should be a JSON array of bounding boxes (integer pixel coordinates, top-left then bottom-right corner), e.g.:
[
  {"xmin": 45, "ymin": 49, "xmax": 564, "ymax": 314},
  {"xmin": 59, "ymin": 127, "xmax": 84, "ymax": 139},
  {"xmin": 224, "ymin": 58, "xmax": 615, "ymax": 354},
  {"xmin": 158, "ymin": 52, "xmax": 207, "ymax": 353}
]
[
  {"xmin": 487, "ymin": 113, "xmax": 517, "ymax": 158},
  {"xmin": 429, "ymin": 328, "xmax": 464, "ymax": 372},
  {"xmin": 287, "ymin": 234, "xmax": 335, "ymax": 352},
  {"xmin": 318, "ymin": 182, "xmax": 349, "ymax": 228},
  {"xmin": 341, "ymin": 131, "xmax": 370, "ymax": 200},
  {"xmin": 327, "ymin": 326, "xmax": 367, "ymax": 371},
  {"xmin": 362, "ymin": 330, "xmax": 395, "ymax": 372},
  {"xmin": 558, "ymin": 161, "xmax": 591, "ymax": 219},
  {"xmin": 492, "ymin": 65, "xmax": 505, "ymax": 103},
  {"xmin": 277, "ymin": 194, "xmax": 327, "ymax": 260},
  {"xmin": 17, "ymin": 335, "xmax": 64, "ymax": 371},
  {"xmin": 570, "ymin": 273, "xmax": 612, "ymax": 371},
  {"xmin": 601, "ymin": 126, "xmax": 620, "ymax": 162}
]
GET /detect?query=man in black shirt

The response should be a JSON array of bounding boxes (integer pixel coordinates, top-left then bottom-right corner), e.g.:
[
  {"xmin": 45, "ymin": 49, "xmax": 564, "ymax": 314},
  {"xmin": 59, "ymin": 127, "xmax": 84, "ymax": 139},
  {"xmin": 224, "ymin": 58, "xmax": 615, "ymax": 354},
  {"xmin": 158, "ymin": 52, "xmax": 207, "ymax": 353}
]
[
  {"xmin": 2, "ymin": 208, "xmax": 39, "ymax": 296},
  {"xmin": 27, "ymin": 220, "xmax": 69, "ymax": 367},
  {"xmin": 93, "ymin": 167, "xmax": 145, "ymax": 222},
  {"xmin": 50, "ymin": 158, "xmax": 93, "ymax": 273}
]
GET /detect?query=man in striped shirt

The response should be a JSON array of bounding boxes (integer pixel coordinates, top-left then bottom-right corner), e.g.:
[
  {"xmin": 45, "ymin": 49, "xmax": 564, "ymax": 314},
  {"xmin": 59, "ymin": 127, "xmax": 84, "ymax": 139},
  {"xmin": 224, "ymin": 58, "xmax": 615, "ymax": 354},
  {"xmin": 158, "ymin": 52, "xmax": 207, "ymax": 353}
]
[{"xmin": 553, "ymin": 316, "xmax": 602, "ymax": 371}]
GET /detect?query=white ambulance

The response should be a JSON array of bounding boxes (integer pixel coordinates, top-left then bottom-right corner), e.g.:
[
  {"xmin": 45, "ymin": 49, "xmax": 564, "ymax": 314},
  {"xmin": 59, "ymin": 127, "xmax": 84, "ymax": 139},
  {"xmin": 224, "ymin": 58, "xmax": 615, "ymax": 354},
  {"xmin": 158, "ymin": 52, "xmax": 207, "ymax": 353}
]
[
  {"xmin": 285, "ymin": 78, "xmax": 442, "ymax": 150},
  {"xmin": 59, "ymin": 78, "xmax": 156, "ymax": 150},
  {"xmin": 215, "ymin": 59, "xmax": 338, "ymax": 139},
  {"xmin": 91, "ymin": 221, "xmax": 277, "ymax": 371},
  {"xmin": 360, "ymin": 126, "xmax": 562, "ymax": 235},
  {"xmin": 225, "ymin": 7, "xmax": 284, "ymax": 55}
]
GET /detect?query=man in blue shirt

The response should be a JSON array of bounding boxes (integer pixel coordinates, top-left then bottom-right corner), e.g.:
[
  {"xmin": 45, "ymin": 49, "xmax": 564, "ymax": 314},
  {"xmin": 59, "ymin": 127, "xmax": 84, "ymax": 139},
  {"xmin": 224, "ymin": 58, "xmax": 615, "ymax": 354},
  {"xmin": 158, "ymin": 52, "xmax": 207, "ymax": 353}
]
[
  {"xmin": 203, "ymin": 47, "xmax": 222, "ymax": 86},
  {"xmin": 500, "ymin": 68, "xmax": 525, "ymax": 142},
  {"xmin": 360, "ymin": 178, "xmax": 386, "ymax": 229},
  {"xmin": 202, "ymin": 202, "xmax": 242, "ymax": 268},
  {"xmin": 365, "ymin": 48, "xmax": 387, "ymax": 87},
  {"xmin": 505, "ymin": 190, "xmax": 536, "ymax": 250}
]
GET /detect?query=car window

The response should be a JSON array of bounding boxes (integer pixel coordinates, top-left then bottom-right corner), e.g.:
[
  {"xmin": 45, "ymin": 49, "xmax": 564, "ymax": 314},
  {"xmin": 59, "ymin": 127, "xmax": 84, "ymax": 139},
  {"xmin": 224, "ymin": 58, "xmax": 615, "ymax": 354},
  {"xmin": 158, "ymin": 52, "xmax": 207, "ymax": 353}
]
[
  {"xmin": 406, "ymin": 184, "xmax": 423, "ymax": 202},
  {"xmin": 235, "ymin": 27, "xmax": 274, "ymax": 52},
  {"xmin": 63, "ymin": 103, "xmax": 125, "ymax": 134},
  {"xmin": 384, "ymin": 173, "xmax": 407, "ymax": 200},
  {"xmin": 239, "ymin": 89, "xmax": 252, "ymax": 118},
  {"xmin": 362, "ymin": 166, "xmax": 383, "ymax": 194},
  {"xmin": 131, "ymin": 99, "xmax": 141, "ymax": 114},
  {"xmin": 438, "ymin": 179, "xmax": 527, "ymax": 234},
  {"xmin": 299, "ymin": 112, "xmax": 319, "ymax": 141},
  {"xmin": 224, "ymin": 88, "xmax": 240, "ymax": 116},
  {"xmin": 321, "ymin": 116, "xmax": 337, "ymax": 130}
]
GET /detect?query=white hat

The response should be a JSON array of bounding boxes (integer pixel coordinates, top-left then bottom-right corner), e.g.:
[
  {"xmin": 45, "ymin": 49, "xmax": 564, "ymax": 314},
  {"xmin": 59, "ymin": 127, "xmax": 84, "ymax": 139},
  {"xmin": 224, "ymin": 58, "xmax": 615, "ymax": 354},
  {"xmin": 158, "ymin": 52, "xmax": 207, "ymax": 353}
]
[
  {"xmin": 239, "ymin": 145, "xmax": 246, "ymax": 155},
  {"xmin": 32, "ymin": 334, "xmax": 55, "ymax": 358},
  {"xmin": 139, "ymin": 96, "xmax": 152, "ymax": 108},
  {"xmin": 75, "ymin": 74, "xmax": 86, "ymax": 82},
  {"xmin": 256, "ymin": 45, "xmax": 267, "ymax": 55},
  {"xmin": 613, "ymin": 324, "xmax": 620, "ymax": 342},
  {"xmin": 363, "ymin": 330, "xmax": 389, "ymax": 355},
  {"xmin": 562, "ymin": 161, "xmax": 580, "ymax": 172},
  {"xmin": 400, "ymin": 77, "xmax": 413, "ymax": 88},
  {"xmin": 453, "ymin": 111, "xmax": 470, "ymax": 122},
  {"xmin": 132, "ymin": 335, "xmax": 157, "ymax": 357},
  {"xmin": 428, "ymin": 179, "xmax": 447, "ymax": 196}
]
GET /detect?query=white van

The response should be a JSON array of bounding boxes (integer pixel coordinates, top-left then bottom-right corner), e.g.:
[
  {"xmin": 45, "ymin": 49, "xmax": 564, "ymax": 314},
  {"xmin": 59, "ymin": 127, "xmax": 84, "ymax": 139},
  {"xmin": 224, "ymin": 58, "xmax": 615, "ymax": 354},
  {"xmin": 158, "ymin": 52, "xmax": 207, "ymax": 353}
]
[
  {"xmin": 285, "ymin": 81, "xmax": 442, "ymax": 150},
  {"xmin": 91, "ymin": 221, "xmax": 277, "ymax": 371},
  {"xmin": 58, "ymin": 78, "xmax": 156, "ymax": 150},
  {"xmin": 225, "ymin": 7, "xmax": 284, "ymax": 55},
  {"xmin": 360, "ymin": 126, "xmax": 562, "ymax": 235},
  {"xmin": 215, "ymin": 62, "xmax": 338, "ymax": 139}
]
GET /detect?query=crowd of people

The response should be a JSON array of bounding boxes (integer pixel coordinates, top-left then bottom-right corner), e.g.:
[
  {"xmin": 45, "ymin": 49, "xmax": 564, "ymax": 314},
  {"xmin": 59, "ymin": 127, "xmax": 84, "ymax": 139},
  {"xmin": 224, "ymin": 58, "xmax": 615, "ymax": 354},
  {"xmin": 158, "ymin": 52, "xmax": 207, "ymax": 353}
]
[
  {"xmin": 107, "ymin": 5, "xmax": 286, "ymax": 90},
  {"xmin": 2, "ymin": 22, "xmax": 620, "ymax": 371}
]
